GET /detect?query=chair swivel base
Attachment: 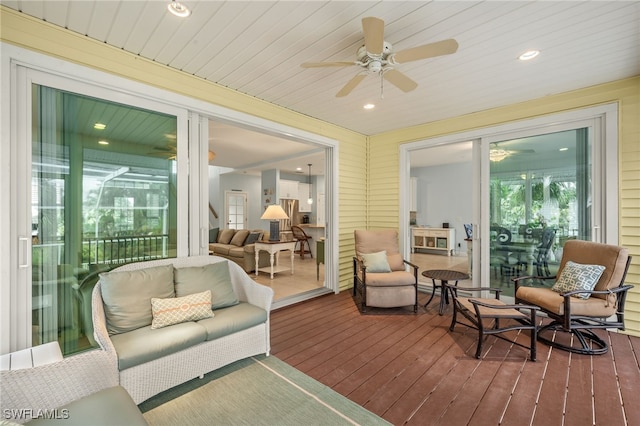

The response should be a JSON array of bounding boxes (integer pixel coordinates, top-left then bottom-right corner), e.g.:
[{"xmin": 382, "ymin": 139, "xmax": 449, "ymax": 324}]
[{"xmin": 537, "ymin": 321, "xmax": 608, "ymax": 355}]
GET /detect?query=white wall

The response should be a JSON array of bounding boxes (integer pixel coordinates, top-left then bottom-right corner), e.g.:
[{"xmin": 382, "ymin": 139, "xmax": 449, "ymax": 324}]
[{"xmin": 411, "ymin": 161, "xmax": 472, "ymax": 252}]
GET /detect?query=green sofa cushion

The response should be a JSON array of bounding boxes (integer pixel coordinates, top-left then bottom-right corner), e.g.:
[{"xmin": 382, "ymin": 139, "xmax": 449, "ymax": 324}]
[
  {"xmin": 27, "ymin": 386, "xmax": 147, "ymax": 426},
  {"xmin": 110, "ymin": 321, "xmax": 206, "ymax": 370},
  {"xmin": 197, "ymin": 302, "xmax": 268, "ymax": 341},
  {"xmin": 99, "ymin": 264, "xmax": 175, "ymax": 335},
  {"xmin": 174, "ymin": 261, "xmax": 239, "ymax": 310}
]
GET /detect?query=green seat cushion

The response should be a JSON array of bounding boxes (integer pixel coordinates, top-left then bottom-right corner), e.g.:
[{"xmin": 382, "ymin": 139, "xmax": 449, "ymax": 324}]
[
  {"xmin": 197, "ymin": 302, "xmax": 268, "ymax": 341},
  {"xmin": 99, "ymin": 264, "xmax": 175, "ymax": 335},
  {"xmin": 111, "ymin": 322, "xmax": 206, "ymax": 370},
  {"xmin": 174, "ymin": 261, "xmax": 238, "ymax": 309},
  {"xmin": 27, "ymin": 386, "xmax": 147, "ymax": 426}
]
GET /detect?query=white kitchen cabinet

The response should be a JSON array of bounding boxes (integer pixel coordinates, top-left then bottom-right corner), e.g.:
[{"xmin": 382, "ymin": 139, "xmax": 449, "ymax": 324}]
[
  {"xmin": 411, "ymin": 227, "xmax": 456, "ymax": 256},
  {"xmin": 279, "ymin": 180, "xmax": 298, "ymax": 199}
]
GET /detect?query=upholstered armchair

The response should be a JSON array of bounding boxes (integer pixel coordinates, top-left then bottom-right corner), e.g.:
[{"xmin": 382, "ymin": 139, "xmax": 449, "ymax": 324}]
[
  {"xmin": 353, "ymin": 230, "xmax": 418, "ymax": 312},
  {"xmin": 514, "ymin": 239, "xmax": 632, "ymax": 355}
]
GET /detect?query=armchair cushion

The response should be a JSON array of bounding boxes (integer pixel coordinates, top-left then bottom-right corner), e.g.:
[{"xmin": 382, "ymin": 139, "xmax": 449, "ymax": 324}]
[
  {"xmin": 363, "ymin": 271, "xmax": 416, "ymax": 287},
  {"xmin": 387, "ymin": 253, "xmax": 405, "ymax": 271},
  {"xmin": 360, "ymin": 251, "xmax": 391, "ymax": 273},
  {"xmin": 551, "ymin": 261, "xmax": 605, "ymax": 299}
]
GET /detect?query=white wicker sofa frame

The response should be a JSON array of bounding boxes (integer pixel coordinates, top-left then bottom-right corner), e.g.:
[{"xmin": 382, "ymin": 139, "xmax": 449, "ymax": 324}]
[{"xmin": 91, "ymin": 255, "xmax": 274, "ymax": 404}]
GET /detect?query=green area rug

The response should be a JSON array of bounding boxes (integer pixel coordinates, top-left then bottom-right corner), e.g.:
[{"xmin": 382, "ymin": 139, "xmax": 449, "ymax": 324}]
[{"xmin": 139, "ymin": 355, "xmax": 391, "ymax": 426}]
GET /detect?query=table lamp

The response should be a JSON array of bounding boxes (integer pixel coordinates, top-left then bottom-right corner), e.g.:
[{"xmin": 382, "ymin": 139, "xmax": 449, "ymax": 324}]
[{"xmin": 261, "ymin": 204, "xmax": 289, "ymax": 241}]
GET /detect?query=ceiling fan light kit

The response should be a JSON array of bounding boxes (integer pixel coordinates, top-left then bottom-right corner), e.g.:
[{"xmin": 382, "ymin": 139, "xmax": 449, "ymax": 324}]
[
  {"xmin": 167, "ymin": 1, "xmax": 190, "ymax": 18},
  {"xmin": 301, "ymin": 17, "xmax": 458, "ymax": 98}
]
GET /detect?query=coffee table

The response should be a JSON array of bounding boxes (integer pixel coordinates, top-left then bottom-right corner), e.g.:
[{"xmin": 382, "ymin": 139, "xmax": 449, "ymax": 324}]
[{"xmin": 422, "ymin": 269, "xmax": 470, "ymax": 315}]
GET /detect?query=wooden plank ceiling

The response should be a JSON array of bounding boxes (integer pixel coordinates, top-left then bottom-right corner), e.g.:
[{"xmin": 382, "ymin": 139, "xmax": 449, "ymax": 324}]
[{"xmin": 4, "ymin": 1, "xmax": 639, "ymax": 137}]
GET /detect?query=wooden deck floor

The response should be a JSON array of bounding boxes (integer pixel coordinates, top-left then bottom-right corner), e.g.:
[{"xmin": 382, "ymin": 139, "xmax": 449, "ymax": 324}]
[{"xmin": 270, "ymin": 291, "xmax": 640, "ymax": 426}]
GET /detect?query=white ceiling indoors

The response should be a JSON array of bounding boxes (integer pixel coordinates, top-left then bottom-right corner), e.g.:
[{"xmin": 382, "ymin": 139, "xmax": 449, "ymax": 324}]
[{"xmin": 4, "ymin": 0, "xmax": 639, "ymax": 173}]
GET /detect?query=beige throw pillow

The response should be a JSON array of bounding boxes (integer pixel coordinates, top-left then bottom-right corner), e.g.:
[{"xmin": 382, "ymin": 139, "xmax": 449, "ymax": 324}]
[
  {"xmin": 151, "ymin": 290, "xmax": 214, "ymax": 329},
  {"xmin": 230, "ymin": 229, "xmax": 251, "ymax": 246}
]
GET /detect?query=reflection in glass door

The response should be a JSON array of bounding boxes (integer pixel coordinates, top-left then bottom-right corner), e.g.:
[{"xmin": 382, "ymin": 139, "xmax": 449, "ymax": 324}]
[
  {"xmin": 488, "ymin": 129, "xmax": 591, "ymax": 296},
  {"xmin": 31, "ymin": 85, "xmax": 178, "ymax": 355}
]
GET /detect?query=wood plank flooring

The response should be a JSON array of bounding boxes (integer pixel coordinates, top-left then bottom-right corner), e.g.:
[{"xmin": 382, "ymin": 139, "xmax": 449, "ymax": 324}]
[{"xmin": 270, "ymin": 291, "xmax": 640, "ymax": 426}]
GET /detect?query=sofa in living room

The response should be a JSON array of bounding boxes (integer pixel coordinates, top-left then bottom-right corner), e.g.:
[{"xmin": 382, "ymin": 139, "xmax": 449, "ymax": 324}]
[{"xmin": 208, "ymin": 228, "xmax": 271, "ymax": 273}]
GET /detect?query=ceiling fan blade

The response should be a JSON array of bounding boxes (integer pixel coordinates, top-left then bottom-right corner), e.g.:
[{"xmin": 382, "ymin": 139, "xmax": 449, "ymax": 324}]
[
  {"xmin": 393, "ymin": 39, "xmax": 458, "ymax": 63},
  {"xmin": 336, "ymin": 74, "xmax": 367, "ymax": 97},
  {"xmin": 362, "ymin": 17, "xmax": 384, "ymax": 55},
  {"xmin": 301, "ymin": 61, "xmax": 354, "ymax": 68},
  {"xmin": 383, "ymin": 69, "xmax": 418, "ymax": 93}
]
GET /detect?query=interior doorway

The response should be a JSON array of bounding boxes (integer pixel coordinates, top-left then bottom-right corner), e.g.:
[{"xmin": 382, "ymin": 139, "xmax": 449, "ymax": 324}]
[
  {"xmin": 225, "ymin": 191, "xmax": 248, "ymax": 230},
  {"xmin": 206, "ymin": 119, "xmax": 336, "ymax": 307}
]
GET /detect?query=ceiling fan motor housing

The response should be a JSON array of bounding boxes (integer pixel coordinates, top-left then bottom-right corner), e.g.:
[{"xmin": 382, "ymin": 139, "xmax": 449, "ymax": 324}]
[{"xmin": 357, "ymin": 41, "xmax": 393, "ymax": 61}]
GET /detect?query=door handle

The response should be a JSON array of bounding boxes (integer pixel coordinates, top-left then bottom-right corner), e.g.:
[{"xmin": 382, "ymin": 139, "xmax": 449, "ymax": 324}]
[{"xmin": 19, "ymin": 236, "xmax": 30, "ymax": 268}]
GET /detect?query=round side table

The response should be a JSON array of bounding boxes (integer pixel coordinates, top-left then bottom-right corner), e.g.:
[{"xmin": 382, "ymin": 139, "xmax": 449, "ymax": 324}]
[{"xmin": 422, "ymin": 269, "xmax": 470, "ymax": 315}]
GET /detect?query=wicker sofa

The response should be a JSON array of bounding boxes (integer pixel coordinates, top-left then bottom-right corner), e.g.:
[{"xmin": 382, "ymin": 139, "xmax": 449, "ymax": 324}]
[
  {"xmin": 208, "ymin": 228, "xmax": 271, "ymax": 272},
  {"xmin": 91, "ymin": 255, "xmax": 274, "ymax": 404}
]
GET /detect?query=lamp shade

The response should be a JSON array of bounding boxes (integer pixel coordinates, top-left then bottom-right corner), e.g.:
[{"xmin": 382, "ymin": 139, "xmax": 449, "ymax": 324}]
[
  {"xmin": 260, "ymin": 205, "xmax": 289, "ymax": 220},
  {"xmin": 261, "ymin": 204, "xmax": 288, "ymax": 242}
]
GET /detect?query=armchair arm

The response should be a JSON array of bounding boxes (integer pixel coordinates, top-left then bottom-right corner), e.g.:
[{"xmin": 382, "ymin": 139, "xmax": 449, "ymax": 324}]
[
  {"xmin": 403, "ymin": 259, "xmax": 418, "ymax": 270},
  {"xmin": 560, "ymin": 284, "xmax": 634, "ymax": 328},
  {"xmin": 560, "ymin": 284, "xmax": 634, "ymax": 299}
]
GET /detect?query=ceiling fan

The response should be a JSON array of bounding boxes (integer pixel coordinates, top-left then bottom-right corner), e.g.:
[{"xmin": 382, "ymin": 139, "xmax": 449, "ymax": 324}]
[
  {"xmin": 489, "ymin": 142, "xmax": 534, "ymax": 162},
  {"xmin": 301, "ymin": 17, "xmax": 458, "ymax": 97}
]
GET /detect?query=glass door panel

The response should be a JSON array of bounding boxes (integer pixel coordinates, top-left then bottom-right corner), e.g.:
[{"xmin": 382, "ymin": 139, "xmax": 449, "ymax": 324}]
[
  {"xmin": 488, "ymin": 128, "xmax": 591, "ymax": 296},
  {"xmin": 225, "ymin": 192, "xmax": 247, "ymax": 230},
  {"xmin": 32, "ymin": 85, "xmax": 178, "ymax": 354}
]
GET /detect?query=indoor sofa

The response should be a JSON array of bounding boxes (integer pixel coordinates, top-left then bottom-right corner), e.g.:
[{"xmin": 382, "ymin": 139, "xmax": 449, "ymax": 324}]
[
  {"xmin": 91, "ymin": 255, "xmax": 274, "ymax": 404},
  {"xmin": 208, "ymin": 228, "xmax": 271, "ymax": 273}
]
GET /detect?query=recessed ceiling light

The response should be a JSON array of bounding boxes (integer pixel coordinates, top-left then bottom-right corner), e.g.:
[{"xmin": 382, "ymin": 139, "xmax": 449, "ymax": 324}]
[
  {"xmin": 363, "ymin": 103, "xmax": 375, "ymax": 110},
  {"xmin": 98, "ymin": 140, "xmax": 109, "ymax": 145},
  {"xmin": 94, "ymin": 123, "xmax": 106, "ymax": 130},
  {"xmin": 167, "ymin": 1, "xmax": 190, "ymax": 17},
  {"xmin": 518, "ymin": 50, "xmax": 540, "ymax": 61},
  {"xmin": 559, "ymin": 147, "xmax": 569, "ymax": 151},
  {"xmin": 296, "ymin": 167, "xmax": 302, "ymax": 171}
]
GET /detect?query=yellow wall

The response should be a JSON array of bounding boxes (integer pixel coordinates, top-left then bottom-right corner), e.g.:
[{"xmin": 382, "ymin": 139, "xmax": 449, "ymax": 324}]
[
  {"xmin": 369, "ymin": 77, "xmax": 640, "ymax": 337},
  {"xmin": 2, "ymin": 8, "xmax": 639, "ymax": 334}
]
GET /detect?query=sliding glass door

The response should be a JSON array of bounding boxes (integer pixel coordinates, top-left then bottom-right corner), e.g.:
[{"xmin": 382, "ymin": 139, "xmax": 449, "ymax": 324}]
[
  {"xmin": 31, "ymin": 85, "xmax": 181, "ymax": 354},
  {"xmin": 488, "ymin": 128, "xmax": 594, "ymax": 295}
]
